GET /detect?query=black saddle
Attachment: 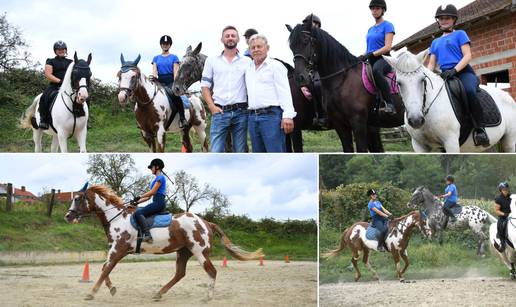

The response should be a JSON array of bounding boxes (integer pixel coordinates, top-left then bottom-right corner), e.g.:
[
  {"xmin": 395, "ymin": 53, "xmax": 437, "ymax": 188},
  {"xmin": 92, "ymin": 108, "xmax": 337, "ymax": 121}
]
[
  {"xmin": 445, "ymin": 77, "xmax": 501, "ymax": 146},
  {"xmin": 449, "ymin": 203, "xmax": 463, "ymax": 216}
]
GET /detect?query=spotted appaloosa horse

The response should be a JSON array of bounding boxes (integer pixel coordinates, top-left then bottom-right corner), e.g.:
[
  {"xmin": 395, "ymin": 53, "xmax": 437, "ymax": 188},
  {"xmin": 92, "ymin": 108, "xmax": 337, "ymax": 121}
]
[
  {"xmin": 65, "ymin": 184, "xmax": 264, "ymax": 301},
  {"xmin": 324, "ymin": 211, "xmax": 431, "ymax": 282},
  {"xmin": 408, "ymin": 186, "xmax": 497, "ymax": 256}
]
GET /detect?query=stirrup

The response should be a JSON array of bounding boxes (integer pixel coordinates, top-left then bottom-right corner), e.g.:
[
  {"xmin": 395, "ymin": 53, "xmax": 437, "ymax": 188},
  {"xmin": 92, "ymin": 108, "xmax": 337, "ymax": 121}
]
[
  {"xmin": 473, "ymin": 129, "xmax": 490, "ymax": 147},
  {"xmin": 379, "ymin": 101, "xmax": 397, "ymax": 115},
  {"xmin": 39, "ymin": 121, "xmax": 49, "ymax": 130},
  {"xmin": 179, "ymin": 118, "xmax": 188, "ymax": 129}
]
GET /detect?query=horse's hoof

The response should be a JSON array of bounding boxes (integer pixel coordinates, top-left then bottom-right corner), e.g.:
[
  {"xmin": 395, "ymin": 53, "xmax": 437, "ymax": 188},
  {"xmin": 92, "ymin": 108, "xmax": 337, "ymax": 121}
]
[
  {"xmin": 110, "ymin": 287, "xmax": 117, "ymax": 296},
  {"xmin": 84, "ymin": 294, "xmax": 94, "ymax": 300},
  {"xmin": 400, "ymin": 279, "xmax": 405, "ymax": 283},
  {"xmin": 152, "ymin": 293, "xmax": 162, "ymax": 301}
]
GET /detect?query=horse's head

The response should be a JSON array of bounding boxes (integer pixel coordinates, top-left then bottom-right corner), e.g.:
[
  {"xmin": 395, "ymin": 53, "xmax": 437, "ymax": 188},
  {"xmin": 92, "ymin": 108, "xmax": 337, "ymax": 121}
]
[
  {"xmin": 415, "ymin": 210, "xmax": 433, "ymax": 239},
  {"xmin": 287, "ymin": 21, "xmax": 318, "ymax": 87},
  {"xmin": 173, "ymin": 42, "xmax": 204, "ymax": 96},
  {"xmin": 408, "ymin": 186, "xmax": 430, "ymax": 209},
  {"xmin": 117, "ymin": 53, "xmax": 141, "ymax": 108},
  {"xmin": 71, "ymin": 52, "xmax": 92, "ymax": 104},
  {"xmin": 384, "ymin": 49, "xmax": 429, "ymax": 129},
  {"xmin": 64, "ymin": 182, "xmax": 91, "ymax": 224}
]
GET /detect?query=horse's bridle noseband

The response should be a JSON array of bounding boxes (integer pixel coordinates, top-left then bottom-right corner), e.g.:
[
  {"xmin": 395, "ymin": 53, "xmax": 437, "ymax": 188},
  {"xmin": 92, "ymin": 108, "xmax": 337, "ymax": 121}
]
[
  {"xmin": 118, "ymin": 67, "xmax": 158, "ymax": 106},
  {"xmin": 68, "ymin": 193, "xmax": 130, "ymax": 224}
]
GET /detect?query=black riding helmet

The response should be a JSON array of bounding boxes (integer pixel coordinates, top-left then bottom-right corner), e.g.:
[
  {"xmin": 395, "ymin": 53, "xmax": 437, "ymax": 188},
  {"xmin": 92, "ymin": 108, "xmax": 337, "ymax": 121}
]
[
  {"xmin": 160, "ymin": 35, "xmax": 173, "ymax": 46},
  {"xmin": 498, "ymin": 182, "xmax": 509, "ymax": 191},
  {"xmin": 53, "ymin": 40, "xmax": 67, "ymax": 50},
  {"xmin": 367, "ymin": 189, "xmax": 378, "ymax": 197},
  {"xmin": 303, "ymin": 14, "xmax": 322, "ymax": 27},
  {"xmin": 148, "ymin": 158, "xmax": 165, "ymax": 170},
  {"xmin": 369, "ymin": 0, "xmax": 387, "ymax": 11},
  {"xmin": 435, "ymin": 4, "xmax": 458, "ymax": 19},
  {"xmin": 446, "ymin": 175, "xmax": 454, "ymax": 183},
  {"xmin": 244, "ymin": 28, "xmax": 258, "ymax": 39}
]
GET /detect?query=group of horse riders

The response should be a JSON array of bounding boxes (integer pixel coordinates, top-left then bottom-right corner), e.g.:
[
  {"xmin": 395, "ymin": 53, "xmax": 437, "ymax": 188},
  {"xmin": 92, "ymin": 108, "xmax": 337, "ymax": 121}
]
[
  {"xmin": 37, "ymin": 0, "xmax": 490, "ymax": 149},
  {"xmin": 367, "ymin": 176, "xmax": 512, "ymax": 253}
]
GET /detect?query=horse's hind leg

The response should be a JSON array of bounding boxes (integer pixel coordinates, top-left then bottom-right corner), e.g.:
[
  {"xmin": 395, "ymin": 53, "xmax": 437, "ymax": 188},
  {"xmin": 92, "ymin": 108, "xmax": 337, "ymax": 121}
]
[
  {"xmin": 399, "ymin": 250, "xmax": 410, "ymax": 279},
  {"xmin": 501, "ymin": 135, "xmax": 516, "ymax": 153},
  {"xmin": 153, "ymin": 248, "xmax": 193, "ymax": 301},
  {"xmin": 33, "ymin": 129, "xmax": 43, "ymax": 152},
  {"xmin": 362, "ymin": 249, "xmax": 379, "ymax": 280},
  {"xmin": 194, "ymin": 248, "xmax": 217, "ymax": 300}
]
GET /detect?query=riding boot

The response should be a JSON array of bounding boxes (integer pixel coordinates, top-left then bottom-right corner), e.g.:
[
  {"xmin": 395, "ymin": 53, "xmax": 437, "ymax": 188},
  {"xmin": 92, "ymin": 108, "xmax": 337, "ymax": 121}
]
[
  {"xmin": 135, "ymin": 214, "xmax": 153, "ymax": 243},
  {"xmin": 176, "ymin": 100, "xmax": 188, "ymax": 129},
  {"xmin": 377, "ymin": 235, "xmax": 386, "ymax": 252},
  {"xmin": 469, "ymin": 96, "xmax": 490, "ymax": 147},
  {"xmin": 441, "ymin": 215, "xmax": 450, "ymax": 230},
  {"xmin": 38, "ymin": 99, "xmax": 50, "ymax": 130},
  {"xmin": 375, "ymin": 76, "xmax": 396, "ymax": 115}
]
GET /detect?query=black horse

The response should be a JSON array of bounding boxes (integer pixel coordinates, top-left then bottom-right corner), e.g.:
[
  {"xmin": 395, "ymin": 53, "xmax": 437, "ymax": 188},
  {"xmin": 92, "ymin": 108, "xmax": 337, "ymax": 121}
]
[
  {"xmin": 287, "ymin": 18, "xmax": 405, "ymax": 152},
  {"xmin": 173, "ymin": 42, "xmax": 323, "ymax": 152}
]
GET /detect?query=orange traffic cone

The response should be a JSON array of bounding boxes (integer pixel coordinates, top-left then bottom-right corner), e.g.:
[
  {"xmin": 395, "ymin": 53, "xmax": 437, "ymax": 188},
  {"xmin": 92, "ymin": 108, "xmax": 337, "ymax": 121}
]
[
  {"xmin": 79, "ymin": 259, "xmax": 91, "ymax": 283},
  {"xmin": 259, "ymin": 256, "xmax": 264, "ymax": 266},
  {"xmin": 181, "ymin": 145, "xmax": 187, "ymax": 153},
  {"xmin": 285, "ymin": 255, "xmax": 290, "ymax": 263},
  {"xmin": 222, "ymin": 256, "xmax": 228, "ymax": 267}
]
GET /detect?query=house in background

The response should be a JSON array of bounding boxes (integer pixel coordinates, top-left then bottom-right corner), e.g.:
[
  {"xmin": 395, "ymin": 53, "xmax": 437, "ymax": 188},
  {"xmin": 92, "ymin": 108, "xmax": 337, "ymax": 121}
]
[
  {"xmin": 13, "ymin": 186, "xmax": 38, "ymax": 203},
  {"xmin": 394, "ymin": 0, "xmax": 516, "ymax": 99}
]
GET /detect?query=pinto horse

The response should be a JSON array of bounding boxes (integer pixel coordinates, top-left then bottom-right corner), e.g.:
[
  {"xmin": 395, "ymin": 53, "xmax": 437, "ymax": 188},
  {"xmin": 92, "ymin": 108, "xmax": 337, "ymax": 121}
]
[
  {"xmin": 287, "ymin": 18, "xmax": 405, "ymax": 152},
  {"xmin": 324, "ymin": 211, "xmax": 431, "ymax": 282},
  {"xmin": 117, "ymin": 54, "xmax": 208, "ymax": 153},
  {"xmin": 65, "ymin": 183, "xmax": 264, "ymax": 301},
  {"xmin": 20, "ymin": 52, "xmax": 92, "ymax": 152}
]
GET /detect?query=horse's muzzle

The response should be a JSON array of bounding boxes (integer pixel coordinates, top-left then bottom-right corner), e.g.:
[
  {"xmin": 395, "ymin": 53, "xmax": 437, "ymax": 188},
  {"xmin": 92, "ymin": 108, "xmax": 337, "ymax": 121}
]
[{"xmin": 408, "ymin": 116, "xmax": 425, "ymax": 129}]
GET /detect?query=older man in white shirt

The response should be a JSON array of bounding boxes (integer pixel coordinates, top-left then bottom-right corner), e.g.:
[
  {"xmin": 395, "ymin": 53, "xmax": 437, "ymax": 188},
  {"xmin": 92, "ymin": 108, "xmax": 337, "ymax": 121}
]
[{"xmin": 245, "ymin": 34, "xmax": 296, "ymax": 153}]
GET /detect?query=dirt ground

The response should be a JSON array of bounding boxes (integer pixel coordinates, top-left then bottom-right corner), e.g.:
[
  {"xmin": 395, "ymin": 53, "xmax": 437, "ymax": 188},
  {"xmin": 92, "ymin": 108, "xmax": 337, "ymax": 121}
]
[
  {"xmin": 320, "ymin": 277, "xmax": 516, "ymax": 307},
  {"xmin": 0, "ymin": 260, "xmax": 317, "ymax": 307}
]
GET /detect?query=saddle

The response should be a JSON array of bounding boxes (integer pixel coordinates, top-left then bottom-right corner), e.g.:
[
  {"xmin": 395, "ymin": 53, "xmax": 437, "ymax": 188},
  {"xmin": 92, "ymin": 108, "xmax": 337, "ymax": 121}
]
[
  {"xmin": 447, "ymin": 203, "xmax": 463, "ymax": 216},
  {"xmin": 365, "ymin": 224, "xmax": 383, "ymax": 241},
  {"xmin": 445, "ymin": 77, "xmax": 501, "ymax": 146},
  {"xmin": 162, "ymin": 86, "xmax": 191, "ymax": 130},
  {"xmin": 362, "ymin": 63, "xmax": 400, "ymax": 97},
  {"xmin": 130, "ymin": 211, "xmax": 173, "ymax": 230}
]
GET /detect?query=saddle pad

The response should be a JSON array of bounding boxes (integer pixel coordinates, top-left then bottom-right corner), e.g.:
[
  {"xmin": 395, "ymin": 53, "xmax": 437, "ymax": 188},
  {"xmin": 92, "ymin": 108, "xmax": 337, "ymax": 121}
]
[
  {"xmin": 130, "ymin": 213, "xmax": 173, "ymax": 229},
  {"xmin": 450, "ymin": 204, "xmax": 463, "ymax": 216},
  {"xmin": 181, "ymin": 96, "xmax": 191, "ymax": 109},
  {"xmin": 446, "ymin": 78, "xmax": 501, "ymax": 146},
  {"xmin": 362, "ymin": 63, "xmax": 399, "ymax": 96},
  {"xmin": 365, "ymin": 225, "xmax": 381, "ymax": 241}
]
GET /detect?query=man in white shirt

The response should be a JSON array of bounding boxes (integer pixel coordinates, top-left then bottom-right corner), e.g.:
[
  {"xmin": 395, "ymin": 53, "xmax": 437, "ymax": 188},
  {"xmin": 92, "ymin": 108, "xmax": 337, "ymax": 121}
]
[
  {"xmin": 245, "ymin": 34, "xmax": 296, "ymax": 153},
  {"xmin": 201, "ymin": 26, "xmax": 252, "ymax": 152}
]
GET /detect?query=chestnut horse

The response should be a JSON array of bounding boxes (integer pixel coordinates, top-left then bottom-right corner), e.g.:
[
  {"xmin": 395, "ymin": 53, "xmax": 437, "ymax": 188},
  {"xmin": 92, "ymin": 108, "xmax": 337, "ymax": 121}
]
[
  {"xmin": 65, "ymin": 183, "xmax": 264, "ymax": 301},
  {"xmin": 324, "ymin": 211, "xmax": 431, "ymax": 282}
]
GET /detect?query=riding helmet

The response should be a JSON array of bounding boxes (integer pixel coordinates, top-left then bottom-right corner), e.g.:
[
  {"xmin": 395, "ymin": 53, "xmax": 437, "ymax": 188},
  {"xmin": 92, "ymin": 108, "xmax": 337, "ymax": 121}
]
[
  {"xmin": 148, "ymin": 158, "xmax": 165, "ymax": 170},
  {"xmin": 160, "ymin": 35, "xmax": 173, "ymax": 45},
  {"xmin": 446, "ymin": 175, "xmax": 454, "ymax": 182},
  {"xmin": 498, "ymin": 182, "xmax": 509, "ymax": 191},
  {"xmin": 367, "ymin": 189, "xmax": 378, "ymax": 196},
  {"xmin": 53, "ymin": 40, "xmax": 68, "ymax": 50},
  {"xmin": 435, "ymin": 4, "xmax": 458, "ymax": 19},
  {"xmin": 303, "ymin": 14, "xmax": 322, "ymax": 27},
  {"xmin": 369, "ymin": 0, "xmax": 387, "ymax": 11},
  {"xmin": 244, "ymin": 28, "xmax": 258, "ymax": 39}
]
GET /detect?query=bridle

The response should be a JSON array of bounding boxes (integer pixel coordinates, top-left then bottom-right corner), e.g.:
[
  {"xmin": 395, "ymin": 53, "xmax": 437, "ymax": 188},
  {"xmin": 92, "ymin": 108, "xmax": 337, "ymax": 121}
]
[
  {"xmin": 68, "ymin": 192, "xmax": 131, "ymax": 225},
  {"xmin": 65, "ymin": 64, "xmax": 92, "ymax": 105},
  {"xmin": 397, "ymin": 66, "xmax": 446, "ymax": 116},
  {"xmin": 118, "ymin": 66, "xmax": 158, "ymax": 106}
]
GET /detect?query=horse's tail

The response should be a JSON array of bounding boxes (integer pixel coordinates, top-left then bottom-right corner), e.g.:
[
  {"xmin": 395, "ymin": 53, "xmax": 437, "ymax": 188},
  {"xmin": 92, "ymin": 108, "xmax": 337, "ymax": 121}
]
[
  {"xmin": 208, "ymin": 222, "xmax": 265, "ymax": 261},
  {"xmin": 323, "ymin": 227, "xmax": 350, "ymax": 258},
  {"xmin": 19, "ymin": 95, "xmax": 40, "ymax": 129}
]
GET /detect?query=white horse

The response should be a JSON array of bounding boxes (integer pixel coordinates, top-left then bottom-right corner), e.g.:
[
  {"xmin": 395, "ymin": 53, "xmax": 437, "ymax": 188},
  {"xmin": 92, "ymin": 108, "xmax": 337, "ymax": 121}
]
[
  {"xmin": 490, "ymin": 194, "xmax": 516, "ymax": 279},
  {"xmin": 19, "ymin": 52, "xmax": 92, "ymax": 152},
  {"xmin": 117, "ymin": 54, "xmax": 208, "ymax": 153},
  {"xmin": 384, "ymin": 50, "xmax": 516, "ymax": 153}
]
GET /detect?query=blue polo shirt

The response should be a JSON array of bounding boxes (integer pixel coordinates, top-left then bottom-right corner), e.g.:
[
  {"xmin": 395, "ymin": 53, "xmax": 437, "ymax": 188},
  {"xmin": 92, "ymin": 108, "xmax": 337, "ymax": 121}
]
[
  {"xmin": 368, "ymin": 200, "xmax": 383, "ymax": 217},
  {"xmin": 366, "ymin": 20, "xmax": 395, "ymax": 54},
  {"xmin": 444, "ymin": 183, "xmax": 458, "ymax": 203},
  {"xmin": 429, "ymin": 30, "xmax": 471, "ymax": 71},
  {"xmin": 150, "ymin": 174, "xmax": 166, "ymax": 196},
  {"xmin": 152, "ymin": 54, "xmax": 180, "ymax": 77}
]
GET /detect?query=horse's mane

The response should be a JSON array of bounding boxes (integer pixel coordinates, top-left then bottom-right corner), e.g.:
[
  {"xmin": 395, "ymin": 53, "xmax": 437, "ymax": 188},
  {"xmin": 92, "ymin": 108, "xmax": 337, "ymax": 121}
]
[
  {"xmin": 60, "ymin": 61, "xmax": 75, "ymax": 92},
  {"xmin": 87, "ymin": 185, "xmax": 124, "ymax": 207},
  {"xmin": 392, "ymin": 210, "xmax": 419, "ymax": 223},
  {"xmin": 273, "ymin": 58, "xmax": 294, "ymax": 73},
  {"xmin": 393, "ymin": 51, "xmax": 422, "ymax": 74}
]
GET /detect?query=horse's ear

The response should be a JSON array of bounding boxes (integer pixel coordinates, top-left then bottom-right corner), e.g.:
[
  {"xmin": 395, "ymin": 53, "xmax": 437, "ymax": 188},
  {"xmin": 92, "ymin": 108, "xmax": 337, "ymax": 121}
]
[
  {"xmin": 87, "ymin": 53, "xmax": 92, "ymax": 65},
  {"xmin": 192, "ymin": 42, "xmax": 202, "ymax": 55},
  {"xmin": 120, "ymin": 53, "xmax": 125, "ymax": 65},
  {"xmin": 74, "ymin": 52, "xmax": 79, "ymax": 63},
  {"xmin": 186, "ymin": 45, "xmax": 192, "ymax": 54},
  {"xmin": 285, "ymin": 24, "xmax": 293, "ymax": 32},
  {"xmin": 416, "ymin": 48, "xmax": 429, "ymax": 64},
  {"xmin": 383, "ymin": 55, "xmax": 398, "ymax": 70},
  {"xmin": 79, "ymin": 182, "xmax": 89, "ymax": 192},
  {"xmin": 134, "ymin": 54, "xmax": 141, "ymax": 66}
]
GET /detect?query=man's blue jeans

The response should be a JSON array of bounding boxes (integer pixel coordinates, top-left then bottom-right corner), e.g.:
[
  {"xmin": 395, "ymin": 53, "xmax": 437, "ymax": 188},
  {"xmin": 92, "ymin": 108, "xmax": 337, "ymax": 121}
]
[
  {"xmin": 248, "ymin": 107, "xmax": 286, "ymax": 153},
  {"xmin": 210, "ymin": 109, "xmax": 248, "ymax": 153}
]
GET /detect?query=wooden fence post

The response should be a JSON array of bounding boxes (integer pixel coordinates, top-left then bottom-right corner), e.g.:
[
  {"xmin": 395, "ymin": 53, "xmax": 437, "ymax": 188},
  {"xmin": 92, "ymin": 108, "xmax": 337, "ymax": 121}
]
[
  {"xmin": 6, "ymin": 183, "xmax": 13, "ymax": 212},
  {"xmin": 47, "ymin": 189, "xmax": 55, "ymax": 217}
]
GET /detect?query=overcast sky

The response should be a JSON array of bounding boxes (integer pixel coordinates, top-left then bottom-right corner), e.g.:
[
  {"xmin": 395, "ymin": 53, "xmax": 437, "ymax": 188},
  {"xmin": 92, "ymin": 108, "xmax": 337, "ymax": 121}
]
[
  {"xmin": 0, "ymin": 154, "xmax": 318, "ymax": 221},
  {"xmin": 4, "ymin": 0, "xmax": 473, "ymax": 85}
]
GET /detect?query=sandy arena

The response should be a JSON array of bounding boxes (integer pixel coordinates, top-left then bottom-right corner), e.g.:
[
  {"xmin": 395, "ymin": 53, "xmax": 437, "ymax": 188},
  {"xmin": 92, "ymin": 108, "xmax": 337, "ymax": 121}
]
[
  {"xmin": 320, "ymin": 277, "xmax": 516, "ymax": 307},
  {"xmin": 0, "ymin": 260, "xmax": 317, "ymax": 307}
]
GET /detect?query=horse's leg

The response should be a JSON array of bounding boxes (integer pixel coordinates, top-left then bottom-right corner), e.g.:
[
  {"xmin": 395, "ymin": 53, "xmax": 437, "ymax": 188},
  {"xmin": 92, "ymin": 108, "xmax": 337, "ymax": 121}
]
[
  {"xmin": 193, "ymin": 122, "xmax": 209, "ymax": 152},
  {"xmin": 442, "ymin": 138, "xmax": 460, "ymax": 153},
  {"xmin": 50, "ymin": 134, "xmax": 59, "ymax": 153},
  {"xmin": 194, "ymin": 249, "xmax": 217, "ymax": 300},
  {"xmin": 181, "ymin": 127, "xmax": 193, "ymax": 153},
  {"xmin": 362, "ymin": 248, "xmax": 379, "ymax": 280},
  {"xmin": 399, "ymin": 249, "xmax": 410, "ymax": 279},
  {"xmin": 153, "ymin": 247, "xmax": 193, "ymax": 301},
  {"xmin": 85, "ymin": 246, "xmax": 127, "ymax": 300},
  {"xmin": 501, "ymin": 135, "xmax": 516, "ymax": 153},
  {"xmin": 292, "ymin": 129, "xmax": 304, "ymax": 153},
  {"xmin": 33, "ymin": 129, "xmax": 43, "ymax": 152},
  {"xmin": 367, "ymin": 126, "xmax": 384, "ymax": 153},
  {"xmin": 391, "ymin": 249, "xmax": 402, "ymax": 281},
  {"xmin": 335, "ymin": 126, "xmax": 354, "ymax": 152},
  {"xmin": 351, "ymin": 120, "xmax": 369, "ymax": 152},
  {"xmin": 77, "ymin": 127, "xmax": 87, "ymax": 153},
  {"xmin": 411, "ymin": 138, "xmax": 431, "ymax": 153},
  {"xmin": 57, "ymin": 132, "xmax": 68, "ymax": 153},
  {"xmin": 285, "ymin": 134, "xmax": 293, "ymax": 153},
  {"xmin": 102, "ymin": 263, "xmax": 117, "ymax": 296},
  {"xmin": 351, "ymin": 250, "xmax": 361, "ymax": 282}
]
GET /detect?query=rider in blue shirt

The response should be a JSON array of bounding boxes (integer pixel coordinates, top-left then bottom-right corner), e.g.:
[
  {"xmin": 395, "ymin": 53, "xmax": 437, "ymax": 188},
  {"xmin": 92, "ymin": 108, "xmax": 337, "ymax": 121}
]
[
  {"xmin": 367, "ymin": 189, "xmax": 393, "ymax": 252},
  {"xmin": 131, "ymin": 158, "xmax": 168, "ymax": 243},
  {"xmin": 358, "ymin": 0, "xmax": 396, "ymax": 115},
  {"xmin": 439, "ymin": 175, "xmax": 458, "ymax": 226},
  {"xmin": 427, "ymin": 4, "xmax": 489, "ymax": 147},
  {"xmin": 151, "ymin": 35, "xmax": 187, "ymax": 128}
]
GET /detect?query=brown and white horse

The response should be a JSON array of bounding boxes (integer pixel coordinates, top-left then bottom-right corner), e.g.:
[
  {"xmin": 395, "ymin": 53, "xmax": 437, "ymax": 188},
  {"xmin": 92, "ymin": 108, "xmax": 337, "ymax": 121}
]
[
  {"xmin": 65, "ymin": 183, "xmax": 264, "ymax": 301},
  {"xmin": 324, "ymin": 211, "xmax": 431, "ymax": 282},
  {"xmin": 117, "ymin": 54, "xmax": 208, "ymax": 153}
]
